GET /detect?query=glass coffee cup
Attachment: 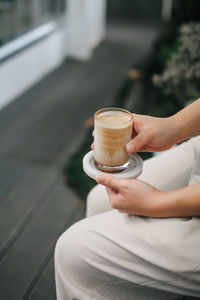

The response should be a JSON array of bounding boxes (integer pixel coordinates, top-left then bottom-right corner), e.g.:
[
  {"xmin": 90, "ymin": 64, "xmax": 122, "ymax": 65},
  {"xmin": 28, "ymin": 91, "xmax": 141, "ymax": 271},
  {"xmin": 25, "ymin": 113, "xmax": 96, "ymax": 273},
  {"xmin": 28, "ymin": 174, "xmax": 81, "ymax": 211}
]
[{"xmin": 94, "ymin": 107, "xmax": 133, "ymax": 173}]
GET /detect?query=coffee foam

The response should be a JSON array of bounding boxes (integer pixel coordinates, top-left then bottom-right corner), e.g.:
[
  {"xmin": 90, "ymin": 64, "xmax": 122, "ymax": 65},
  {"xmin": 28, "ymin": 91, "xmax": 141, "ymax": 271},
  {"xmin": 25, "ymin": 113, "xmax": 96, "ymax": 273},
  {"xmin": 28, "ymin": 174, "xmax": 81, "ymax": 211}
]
[{"xmin": 95, "ymin": 111, "xmax": 132, "ymax": 129}]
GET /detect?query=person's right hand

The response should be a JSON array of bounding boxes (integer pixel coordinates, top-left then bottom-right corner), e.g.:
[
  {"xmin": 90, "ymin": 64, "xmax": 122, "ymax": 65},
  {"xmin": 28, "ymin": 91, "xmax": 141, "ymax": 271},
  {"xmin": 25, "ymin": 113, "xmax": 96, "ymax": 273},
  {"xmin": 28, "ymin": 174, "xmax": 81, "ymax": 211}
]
[{"xmin": 126, "ymin": 113, "xmax": 179, "ymax": 153}]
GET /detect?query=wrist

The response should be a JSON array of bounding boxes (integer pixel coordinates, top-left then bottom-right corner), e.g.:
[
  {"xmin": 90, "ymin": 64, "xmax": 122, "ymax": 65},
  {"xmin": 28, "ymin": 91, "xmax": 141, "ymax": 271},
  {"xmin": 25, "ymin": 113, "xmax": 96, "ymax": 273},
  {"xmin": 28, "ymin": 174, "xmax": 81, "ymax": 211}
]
[
  {"xmin": 169, "ymin": 99, "xmax": 200, "ymax": 142},
  {"xmin": 146, "ymin": 190, "xmax": 167, "ymax": 218},
  {"xmin": 149, "ymin": 190, "xmax": 180, "ymax": 218},
  {"xmin": 167, "ymin": 115, "xmax": 188, "ymax": 144}
]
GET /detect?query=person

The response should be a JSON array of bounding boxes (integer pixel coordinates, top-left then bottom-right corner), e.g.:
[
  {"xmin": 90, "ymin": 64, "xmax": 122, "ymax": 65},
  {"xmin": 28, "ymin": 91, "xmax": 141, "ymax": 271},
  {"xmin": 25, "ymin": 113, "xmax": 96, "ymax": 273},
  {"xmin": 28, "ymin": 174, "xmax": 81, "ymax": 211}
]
[{"xmin": 55, "ymin": 98, "xmax": 200, "ymax": 300}]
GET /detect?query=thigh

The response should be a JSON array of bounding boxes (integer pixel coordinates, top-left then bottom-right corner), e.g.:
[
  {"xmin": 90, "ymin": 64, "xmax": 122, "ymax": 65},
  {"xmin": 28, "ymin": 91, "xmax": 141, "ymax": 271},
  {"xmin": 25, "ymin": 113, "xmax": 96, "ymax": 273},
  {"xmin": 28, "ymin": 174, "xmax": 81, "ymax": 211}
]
[
  {"xmin": 56, "ymin": 210, "xmax": 200, "ymax": 299},
  {"xmin": 139, "ymin": 136, "xmax": 200, "ymax": 191}
]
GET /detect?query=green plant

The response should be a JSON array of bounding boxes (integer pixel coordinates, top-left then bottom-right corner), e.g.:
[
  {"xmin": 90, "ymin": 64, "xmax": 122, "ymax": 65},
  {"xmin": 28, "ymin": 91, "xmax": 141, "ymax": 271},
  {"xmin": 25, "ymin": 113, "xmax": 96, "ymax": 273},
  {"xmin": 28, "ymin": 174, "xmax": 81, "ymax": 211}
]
[{"xmin": 153, "ymin": 22, "xmax": 200, "ymax": 106}]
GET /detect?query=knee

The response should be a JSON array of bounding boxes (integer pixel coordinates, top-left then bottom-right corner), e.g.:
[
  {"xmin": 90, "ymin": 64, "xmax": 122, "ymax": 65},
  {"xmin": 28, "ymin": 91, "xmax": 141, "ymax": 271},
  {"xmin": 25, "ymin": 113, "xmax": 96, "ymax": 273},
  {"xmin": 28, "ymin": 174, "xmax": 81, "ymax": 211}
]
[
  {"xmin": 86, "ymin": 184, "xmax": 110, "ymax": 217},
  {"xmin": 55, "ymin": 223, "xmax": 82, "ymax": 276},
  {"xmin": 55, "ymin": 220, "xmax": 90, "ymax": 280},
  {"xmin": 86, "ymin": 184, "xmax": 98, "ymax": 217}
]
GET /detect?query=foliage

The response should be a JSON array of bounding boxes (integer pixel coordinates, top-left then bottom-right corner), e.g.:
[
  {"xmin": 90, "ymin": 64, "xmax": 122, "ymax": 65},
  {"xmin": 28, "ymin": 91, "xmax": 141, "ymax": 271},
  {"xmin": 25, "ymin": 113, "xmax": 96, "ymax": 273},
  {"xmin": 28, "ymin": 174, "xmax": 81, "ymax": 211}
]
[{"xmin": 153, "ymin": 22, "xmax": 200, "ymax": 106}]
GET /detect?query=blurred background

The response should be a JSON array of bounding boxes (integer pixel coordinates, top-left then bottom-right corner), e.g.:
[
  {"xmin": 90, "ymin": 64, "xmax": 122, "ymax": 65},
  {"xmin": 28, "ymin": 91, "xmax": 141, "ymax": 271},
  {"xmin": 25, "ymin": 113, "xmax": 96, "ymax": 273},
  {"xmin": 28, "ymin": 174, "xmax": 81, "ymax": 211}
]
[{"xmin": 0, "ymin": 1, "xmax": 200, "ymax": 299}]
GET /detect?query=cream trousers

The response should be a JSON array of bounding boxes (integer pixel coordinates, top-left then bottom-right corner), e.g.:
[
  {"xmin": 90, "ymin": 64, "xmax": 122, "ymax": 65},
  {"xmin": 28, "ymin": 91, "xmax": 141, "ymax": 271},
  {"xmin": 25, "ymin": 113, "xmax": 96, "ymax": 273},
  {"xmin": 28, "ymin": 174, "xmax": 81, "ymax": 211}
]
[{"xmin": 55, "ymin": 137, "xmax": 200, "ymax": 300}]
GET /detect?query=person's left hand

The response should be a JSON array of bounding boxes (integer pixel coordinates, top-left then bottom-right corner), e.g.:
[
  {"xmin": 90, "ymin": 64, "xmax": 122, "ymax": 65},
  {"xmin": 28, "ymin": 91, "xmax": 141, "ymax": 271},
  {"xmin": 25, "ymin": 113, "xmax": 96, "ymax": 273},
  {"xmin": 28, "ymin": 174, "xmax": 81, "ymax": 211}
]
[{"xmin": 95, "ymin": 175, "xmax": 164, "ymax": 217}]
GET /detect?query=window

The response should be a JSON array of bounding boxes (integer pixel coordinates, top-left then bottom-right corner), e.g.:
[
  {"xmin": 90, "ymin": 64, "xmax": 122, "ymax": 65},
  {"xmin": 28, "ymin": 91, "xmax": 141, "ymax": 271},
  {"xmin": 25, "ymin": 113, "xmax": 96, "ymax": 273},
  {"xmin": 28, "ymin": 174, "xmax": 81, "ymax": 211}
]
[{"xmin": 0, "ymin": 0, "xmax": 66, "ymax": 46}]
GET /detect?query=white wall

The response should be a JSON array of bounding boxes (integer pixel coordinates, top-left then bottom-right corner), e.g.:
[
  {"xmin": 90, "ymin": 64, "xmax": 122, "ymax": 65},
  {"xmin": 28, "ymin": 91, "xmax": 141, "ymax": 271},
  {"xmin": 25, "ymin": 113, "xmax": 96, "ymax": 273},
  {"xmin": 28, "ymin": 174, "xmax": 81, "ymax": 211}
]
[
  {"xmin": 0, "ymin": 24, "xmax": 66, "ymax": 110},
  {"xmin": 162, "ymin": 0, "xmax": 173, "ymax": 20},
  {"xmin": 0, "ymin": 0, "xmax": 107, "ymax": 110},
  {"xmin": 66, "ymin": 0, "xmax": 107, "ymax": 59}
]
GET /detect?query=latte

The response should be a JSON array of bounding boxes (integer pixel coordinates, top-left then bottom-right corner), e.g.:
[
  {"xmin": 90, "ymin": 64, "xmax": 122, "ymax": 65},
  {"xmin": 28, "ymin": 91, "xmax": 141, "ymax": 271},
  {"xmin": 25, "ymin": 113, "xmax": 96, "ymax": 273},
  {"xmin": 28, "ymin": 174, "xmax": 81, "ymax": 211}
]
[{"xmin": 94, "ymin": 108, "xmax": 133, "ymax": 172}]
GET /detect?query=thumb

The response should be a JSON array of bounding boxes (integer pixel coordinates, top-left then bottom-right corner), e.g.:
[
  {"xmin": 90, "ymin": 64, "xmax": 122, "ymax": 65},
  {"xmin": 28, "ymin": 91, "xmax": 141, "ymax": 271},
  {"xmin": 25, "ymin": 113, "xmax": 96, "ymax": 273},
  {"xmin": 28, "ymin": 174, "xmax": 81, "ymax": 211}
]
[
  {"xmin": 96, "ymin": 174, "xmax": 123, "ymax": 190},
  {"xmin": 126, "ymin": 130, "xmax": 151, "ymax": 153}
]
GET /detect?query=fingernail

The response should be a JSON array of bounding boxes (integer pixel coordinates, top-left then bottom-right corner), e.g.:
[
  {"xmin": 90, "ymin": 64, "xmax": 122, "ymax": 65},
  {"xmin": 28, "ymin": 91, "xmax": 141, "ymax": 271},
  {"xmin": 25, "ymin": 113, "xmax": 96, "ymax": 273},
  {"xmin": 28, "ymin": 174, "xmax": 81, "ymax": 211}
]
[
  {"xmin": 126, "ymin": 143, "xmax": 134, "ymax": 151},
  {"xmin": 96, "ymin": 176, "xmax": 103, "ymax": 183}
]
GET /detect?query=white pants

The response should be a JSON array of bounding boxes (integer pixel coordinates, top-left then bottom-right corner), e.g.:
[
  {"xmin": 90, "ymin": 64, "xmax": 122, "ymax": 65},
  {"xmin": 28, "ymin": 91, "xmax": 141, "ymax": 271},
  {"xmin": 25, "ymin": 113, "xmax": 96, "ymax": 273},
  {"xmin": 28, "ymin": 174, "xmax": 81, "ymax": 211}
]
[{"xmin": 55, "ymin": 137, "xmax": 200, "ymax": 300}]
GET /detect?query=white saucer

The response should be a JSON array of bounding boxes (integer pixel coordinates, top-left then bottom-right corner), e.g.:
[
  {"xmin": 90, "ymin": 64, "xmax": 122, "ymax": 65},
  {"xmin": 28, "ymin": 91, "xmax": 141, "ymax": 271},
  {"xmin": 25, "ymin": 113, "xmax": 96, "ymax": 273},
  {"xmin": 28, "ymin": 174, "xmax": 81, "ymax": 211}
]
[{"xmin": 83, "ymin": 150, "xmax": 143, "ymax": 180}]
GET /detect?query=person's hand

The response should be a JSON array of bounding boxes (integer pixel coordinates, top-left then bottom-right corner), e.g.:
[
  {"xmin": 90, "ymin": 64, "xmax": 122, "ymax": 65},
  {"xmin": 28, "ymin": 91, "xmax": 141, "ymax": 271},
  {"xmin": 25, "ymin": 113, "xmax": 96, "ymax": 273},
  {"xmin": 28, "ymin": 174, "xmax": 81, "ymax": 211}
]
[
  {"xmin": 91, "ymin": 114, "xmax": 178, "ymax": 152},
  {"xmin": 126, "ymin": 114, "xmax": 178, "ymax": 153},
  {"xmin": 96, "ymin": 174, "xmax": 164, "ymax": 217}
]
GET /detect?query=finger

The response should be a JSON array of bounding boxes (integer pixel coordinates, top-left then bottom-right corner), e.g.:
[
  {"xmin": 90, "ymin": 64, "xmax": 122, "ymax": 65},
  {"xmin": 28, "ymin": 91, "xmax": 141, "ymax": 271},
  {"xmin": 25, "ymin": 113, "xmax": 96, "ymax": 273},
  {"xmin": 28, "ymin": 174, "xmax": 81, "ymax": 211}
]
[
  {"xmin": 126, "ymin": 130, "xmax": 151, "ymax": 153},
  {"xmin": 96, "ymin": 174, "xmax": 124, "ymax": 190},
  {"xmin": 145, "ymin": 143, "xmax": 174, "ymax": 152},
  {"xmin": 131, "ymin": 127, "xmax": 137, "ymax": 139},
  {"xmin": 106, "ymin": 186, "xmax": 118, "ymax": 198},
  {"xmin": 91, "ymin": 143, "xmax": 94, "ymax": 149},
  {"xmin": 118, "ymin": 209, "xmax": 126, "ymax": 213},
  {"xmin": 139, "ymin": 143, "xmax": 174, "ymax": 152},
  {"xmin": 106, "ymin": 187, "xmax": 122, "ymax": 209}
]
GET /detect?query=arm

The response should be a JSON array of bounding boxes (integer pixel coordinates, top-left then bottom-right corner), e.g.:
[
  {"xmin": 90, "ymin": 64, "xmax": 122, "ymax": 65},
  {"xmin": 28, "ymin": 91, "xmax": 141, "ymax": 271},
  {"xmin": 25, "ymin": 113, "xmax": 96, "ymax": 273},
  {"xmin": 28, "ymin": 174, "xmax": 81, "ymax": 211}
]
[
  {"xmin": 171, "ymin": 98, "xmax": 200, "ymax": 143},
  {"xmin": 154, "ymin": 182, "xmax": 200, "ymax": 218},
  {"xmin": 126, "ymin": 98, "xmax": 200, "ymax": 153},
  {"xmin": 96, "ymin": 175, "xmax": 200, "ymax": 218}
]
